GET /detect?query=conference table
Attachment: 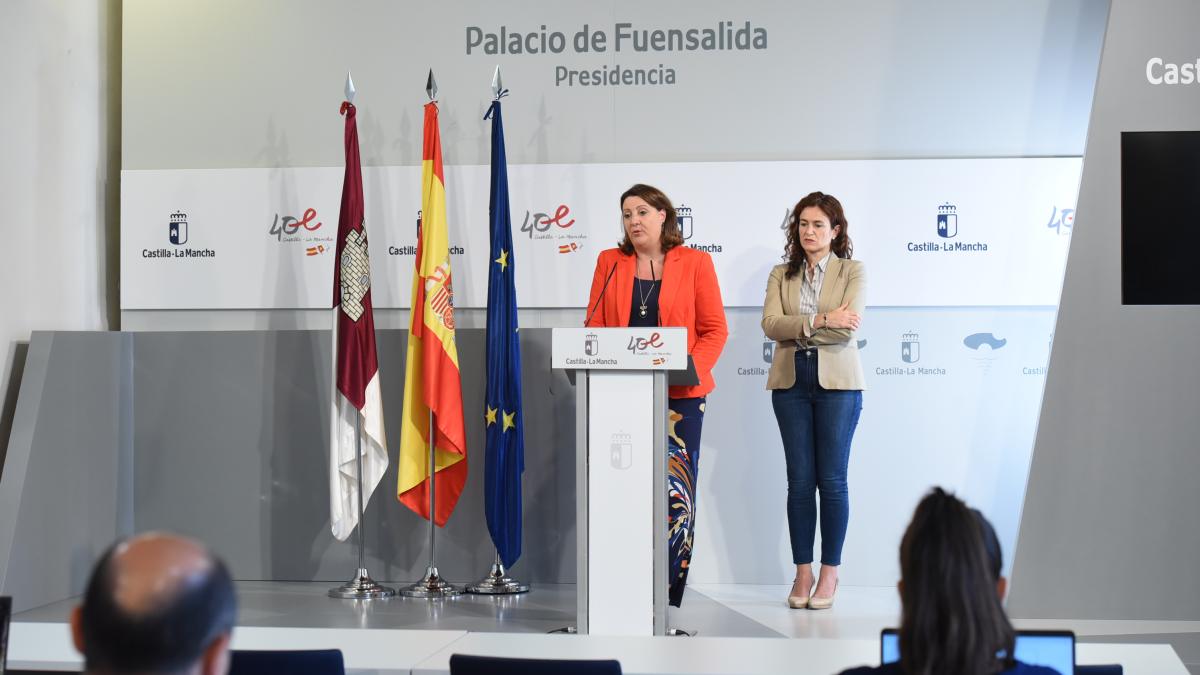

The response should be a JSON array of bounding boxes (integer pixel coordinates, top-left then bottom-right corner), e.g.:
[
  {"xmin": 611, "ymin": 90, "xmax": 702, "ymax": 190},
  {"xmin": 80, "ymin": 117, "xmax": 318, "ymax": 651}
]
[{"xmin": 9, "ymin": 622, "xmax": 1188, "ymax": 674}]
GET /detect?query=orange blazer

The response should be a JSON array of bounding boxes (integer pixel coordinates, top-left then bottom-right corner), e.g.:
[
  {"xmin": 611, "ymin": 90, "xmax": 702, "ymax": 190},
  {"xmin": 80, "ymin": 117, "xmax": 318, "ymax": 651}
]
[{"xmin": 585, "ymin": 246, "xmax": 729, "ymax": 399}]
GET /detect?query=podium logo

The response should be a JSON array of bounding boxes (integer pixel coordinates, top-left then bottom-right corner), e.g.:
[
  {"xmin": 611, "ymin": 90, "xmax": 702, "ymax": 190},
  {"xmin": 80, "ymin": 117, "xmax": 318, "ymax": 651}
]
[
  {"xmin": 937, "ymin": 203, "xmax": 957, "ymax": 239},
  {"xmin": 610, "ymin": 432, "xmax": 633, "ymax": 470},
  {"xmin": 626, "ymin": 331, "xmax": 665, "ymax": 354},
  {"xmin": 169, "ymin": 211, "xmax": 188, "ymax": 245},
  {"xmin": 901, "ymin": 331, "xmax": 920, "ymax": 363},
  {"xmin": 584, "ymin": 333, "xmax": 599, "ymax": 356},
  {"xmin": 1046, "ymin": 206, "xmax": 1074, "ymax": 235}
]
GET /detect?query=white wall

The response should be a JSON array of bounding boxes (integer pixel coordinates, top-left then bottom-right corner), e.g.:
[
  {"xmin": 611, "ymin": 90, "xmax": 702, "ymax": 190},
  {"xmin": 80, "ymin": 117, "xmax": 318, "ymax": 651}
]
[{"xmin": 0, "ymin": 0, "xmax": 118, "ymax": 461}]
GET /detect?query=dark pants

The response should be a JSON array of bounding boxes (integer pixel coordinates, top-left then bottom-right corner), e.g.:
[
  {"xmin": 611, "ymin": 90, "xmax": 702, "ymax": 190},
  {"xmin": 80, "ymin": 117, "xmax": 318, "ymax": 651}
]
[
  {"xmin": 771, "ymin": 350, "xmax": 862, "ymax": 566},
  {"xmin": 667, "ymin": 396, "xmax": 705, "ymax": 607}
]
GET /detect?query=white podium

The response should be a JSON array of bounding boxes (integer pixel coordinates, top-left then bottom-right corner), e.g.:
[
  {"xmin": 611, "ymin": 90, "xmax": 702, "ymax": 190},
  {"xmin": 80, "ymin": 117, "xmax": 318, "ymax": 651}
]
[{"xmin": 551, "ymin": 327, "xmax": 688, "ymax": 636}]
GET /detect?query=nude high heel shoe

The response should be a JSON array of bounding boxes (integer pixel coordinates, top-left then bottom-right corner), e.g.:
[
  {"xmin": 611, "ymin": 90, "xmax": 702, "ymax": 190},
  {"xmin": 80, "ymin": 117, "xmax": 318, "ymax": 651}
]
[
  {"xmin": 787, "ymin": 578, "xmax": 813, "ymax": 609},
  {"xmin": 808, "ymin": 579, "xmax": 838, "ymax": 610}
]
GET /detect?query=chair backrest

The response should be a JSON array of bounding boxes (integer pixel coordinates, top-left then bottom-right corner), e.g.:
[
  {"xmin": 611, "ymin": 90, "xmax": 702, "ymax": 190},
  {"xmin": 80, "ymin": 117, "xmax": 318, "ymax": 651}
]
[
  {"xmin": 450, "ymin": 653, "xmax": 622, "ymax": 675},
  {"xmin": 228, "ymin": 648, "xmax": 345, "ymax": 675}
]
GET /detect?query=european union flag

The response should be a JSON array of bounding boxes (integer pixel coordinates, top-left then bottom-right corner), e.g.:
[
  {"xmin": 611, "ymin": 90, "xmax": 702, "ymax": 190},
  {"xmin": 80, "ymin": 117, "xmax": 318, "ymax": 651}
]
[{"xmin": 483, "ymin": 93, "xmax": 524, "ymax": 569}]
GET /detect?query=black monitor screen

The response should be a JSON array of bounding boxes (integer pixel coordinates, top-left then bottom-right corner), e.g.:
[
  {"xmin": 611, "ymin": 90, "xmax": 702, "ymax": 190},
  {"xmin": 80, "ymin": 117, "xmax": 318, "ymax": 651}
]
[{"xmin": 1121, "ymin": 130, "xmax": 1200, "ymax": 305}]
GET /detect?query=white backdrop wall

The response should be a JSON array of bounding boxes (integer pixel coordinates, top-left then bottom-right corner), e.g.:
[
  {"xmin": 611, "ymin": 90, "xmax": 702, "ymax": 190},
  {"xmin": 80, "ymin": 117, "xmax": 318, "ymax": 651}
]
[
  {"xmin": 0, "ymin": 1, "xmax": 119, "ymax": 469},
  {"xmin": 118, "ymin": 0, "xmax": 1109, "ymax": 586}
]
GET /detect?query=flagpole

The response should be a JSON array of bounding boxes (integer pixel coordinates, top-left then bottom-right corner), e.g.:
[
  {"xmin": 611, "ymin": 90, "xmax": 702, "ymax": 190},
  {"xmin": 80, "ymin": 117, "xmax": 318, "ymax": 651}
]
[
  {"xmin": 399, "ymin": 68, "xmax": 462, "ymax": 600},
  {"xmin": 400, "ymin": 409, "xmax": 462, "ymax": 597},
  {"xmin": 467, "ymin": 66, "xmax": 528, "ymax": 596},
  {"xmin": 329, "ymin": 70, "xmax": 394, "ymax": 600},
  {"xmin": 328, "ymin": 411, "xmax": 396, "ymax": 599}
]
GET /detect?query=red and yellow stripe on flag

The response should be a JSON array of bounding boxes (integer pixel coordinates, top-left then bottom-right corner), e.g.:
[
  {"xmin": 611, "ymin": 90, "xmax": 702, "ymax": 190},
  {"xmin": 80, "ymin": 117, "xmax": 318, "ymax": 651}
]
[{"xmin": 397, "ymin": 101, "xmax": 468, "ymax": 526}]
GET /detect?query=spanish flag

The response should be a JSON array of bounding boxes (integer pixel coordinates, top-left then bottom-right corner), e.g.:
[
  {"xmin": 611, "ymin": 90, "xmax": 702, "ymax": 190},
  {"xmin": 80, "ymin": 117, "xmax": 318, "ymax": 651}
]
[{"xmin": 397, "ymin": 101, "xmax": 468, "ymax": 526}]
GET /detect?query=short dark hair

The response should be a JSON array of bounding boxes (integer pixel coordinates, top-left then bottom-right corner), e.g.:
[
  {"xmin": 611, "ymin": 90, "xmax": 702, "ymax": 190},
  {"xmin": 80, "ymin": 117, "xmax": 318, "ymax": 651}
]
[
  {"xmin": 617, "ymin": 183, "xmax": 684, "ymax": 255},
  {"xmin": 79, "ymin": 542, "xmax": 237, "ymax": 673},
  {"xmin": 899, "ymin": 488, "xmax": 1015, "ymax": 675}
]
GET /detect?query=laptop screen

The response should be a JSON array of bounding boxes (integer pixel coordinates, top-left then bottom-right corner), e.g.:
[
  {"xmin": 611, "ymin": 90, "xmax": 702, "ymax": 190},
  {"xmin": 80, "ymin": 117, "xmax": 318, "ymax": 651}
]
[{"xmin": 881, "ymin": 628, "xmax": 1074, "ymax": 675}]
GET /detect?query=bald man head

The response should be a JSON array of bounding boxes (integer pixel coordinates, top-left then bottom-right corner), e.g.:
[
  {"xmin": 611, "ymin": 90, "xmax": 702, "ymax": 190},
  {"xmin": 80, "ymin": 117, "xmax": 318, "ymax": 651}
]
[{"xmin": 70, "ymin": 532, "xmax": 236, "ymax": 675}]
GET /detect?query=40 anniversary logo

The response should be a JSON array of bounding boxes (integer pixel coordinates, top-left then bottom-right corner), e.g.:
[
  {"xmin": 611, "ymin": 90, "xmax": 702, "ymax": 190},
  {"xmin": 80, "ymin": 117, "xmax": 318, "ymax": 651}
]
[
  {"xmin": 521, "ymin": 203, "xmax": 585, "ymax": 254},
  {"xmin": 269, "ymin": 207, "xmax": 333, "ymax": 256}
]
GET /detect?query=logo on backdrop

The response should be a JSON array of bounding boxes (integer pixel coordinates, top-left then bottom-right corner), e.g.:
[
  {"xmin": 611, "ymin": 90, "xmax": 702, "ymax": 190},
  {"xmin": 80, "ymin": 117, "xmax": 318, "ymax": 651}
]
[
  {"xmin": 388, "ymin": 211, "xmax": 465, "ymax": 257},
  {"xmin": 857, "ymin": 339, "xmax": 867, "ymax": 350},
  {"xmin": 738, "ymin": 336, "xmax": 773, "ymax": 376},
  {"xmin": 517, "ymin": 203, "xmax": 585, "ymax": 255},
  {"xmin": 907, "ymin": 202, "xmax": 988, "ymax": 253},
  {"xmin": 875, "ymin": 330, "xmax": 946, "ymax": 377},
  {"xmin": 678, "ymin": 204, "xmax": 694, "ymax": 240},
  {"xmin": 1046, "ymin": 206, "xmax": 1074, "ymax": 235},
  {"xmin": 901, "ymin": 331, "xmax": 920, "ymax": 363},
  {"xmin": 585, "ymin": 332, "xmax": 599, "ymax": 356},
  {"xmin": 268, "ymin": 207, "xmax": 333, "ymax": 256},
  {"xmin": 963, "ymin": 332, "xmax": 1007, "ymax": 372},
  {"xmin": 677, "ymin": 203, "xmax": 722, "ymax": 254},
  {"xmin": 937, "ymin": 203, "xmax": 958, "ymax": 238},
  {"xmin": 169, "ymin": 211, "xmax": 188, "ymax": 245},
  {"xmin": 143, "ymin": 211, "xmax": 216, "ymax": 259}
]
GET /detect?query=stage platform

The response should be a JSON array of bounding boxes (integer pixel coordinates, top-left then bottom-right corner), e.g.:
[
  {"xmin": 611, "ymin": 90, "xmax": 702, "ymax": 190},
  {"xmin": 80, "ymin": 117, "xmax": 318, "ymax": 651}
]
[{"xmin": 8, "ymin": 582, "xmax": 1196, "ymax": 674}]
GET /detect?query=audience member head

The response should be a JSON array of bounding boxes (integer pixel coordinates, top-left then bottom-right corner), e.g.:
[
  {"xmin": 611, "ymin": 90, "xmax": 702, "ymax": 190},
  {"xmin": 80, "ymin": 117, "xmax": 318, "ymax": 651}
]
[
  {"xmin": 898, "ymin": 488, "xmax": 1015, "ymax": 675},
  {"xmin": 70, "ymin": 532, "xmax": 236, "ymax": 675}
]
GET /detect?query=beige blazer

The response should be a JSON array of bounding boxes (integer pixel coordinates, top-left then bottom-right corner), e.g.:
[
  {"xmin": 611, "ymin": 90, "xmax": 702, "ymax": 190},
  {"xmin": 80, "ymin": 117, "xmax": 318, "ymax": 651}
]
[{"xmin": 761, "ymin": 257, "xmax": 866, "ymax": 391}]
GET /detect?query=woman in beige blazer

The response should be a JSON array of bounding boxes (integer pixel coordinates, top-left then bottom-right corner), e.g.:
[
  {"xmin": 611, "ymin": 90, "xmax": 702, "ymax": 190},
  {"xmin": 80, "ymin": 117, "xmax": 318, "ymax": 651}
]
[{"xmin": 762, "ymin": 191, "xmax": 865, "ymax": 610}]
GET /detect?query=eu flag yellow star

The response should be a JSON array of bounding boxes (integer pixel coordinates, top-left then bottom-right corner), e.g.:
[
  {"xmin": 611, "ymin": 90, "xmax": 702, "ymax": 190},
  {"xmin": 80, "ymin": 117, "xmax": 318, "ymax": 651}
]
[
  {"xmin": 495, "ymin": 249, "xmax": 509, "ymax": 271},
  {"xmin": 502, "ymin": 410, "xmax": 516, "ymax": 432},
  {"xmin": 485, "ymin": 405, "xmax": 498, "ymax": 426}
]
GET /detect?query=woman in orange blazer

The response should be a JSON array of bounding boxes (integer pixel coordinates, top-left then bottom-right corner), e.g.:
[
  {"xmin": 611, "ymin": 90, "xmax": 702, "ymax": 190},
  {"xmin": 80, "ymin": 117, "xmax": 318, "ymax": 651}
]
[{"xmin": 585, "ymin": 183, "xmax": 728, "ymax": 606}]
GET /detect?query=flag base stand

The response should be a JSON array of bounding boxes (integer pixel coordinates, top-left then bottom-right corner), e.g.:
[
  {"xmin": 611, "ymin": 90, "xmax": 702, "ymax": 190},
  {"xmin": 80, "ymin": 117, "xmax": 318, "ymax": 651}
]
[
  {"xmin": 466, "ymin": 560, "xmax": 529, "ymax": 595},
  {"xmin": 328, "ymin": 569, "xmax": 395, "ymax": 599},
  {"xmin": 399, "ymin": 566, "xmax": 463, "ymax": 598}
]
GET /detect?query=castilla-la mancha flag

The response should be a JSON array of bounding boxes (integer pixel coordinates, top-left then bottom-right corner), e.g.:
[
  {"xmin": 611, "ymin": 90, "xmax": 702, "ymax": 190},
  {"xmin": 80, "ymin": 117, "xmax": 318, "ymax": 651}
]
[
  {"xmin": 329, "ymin": 100, "xmax": 389, "ymax": 541},
  {"xmin": 397, "ymin": 101, "xmax": 468, "ymax": 526}
]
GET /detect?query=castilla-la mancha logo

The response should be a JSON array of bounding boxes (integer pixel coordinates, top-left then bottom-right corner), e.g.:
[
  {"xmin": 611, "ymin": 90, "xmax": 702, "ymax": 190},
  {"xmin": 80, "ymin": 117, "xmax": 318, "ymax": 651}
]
[
  {"xmin": 169, "ymin": 211, "xmax": 188, "ymax": 245},
  {"xmin": 677, "ymin": 203, "xmax": 722, "ymax": 254},
  {"xmin": 937, "ymin": 203, "xmax": 957, "ymax": 239}
]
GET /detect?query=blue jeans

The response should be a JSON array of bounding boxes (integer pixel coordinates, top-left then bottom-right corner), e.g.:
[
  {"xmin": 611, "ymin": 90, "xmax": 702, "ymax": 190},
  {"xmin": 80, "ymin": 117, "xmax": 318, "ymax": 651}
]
[{"xmin": 771, "ymin": 349, "xmax": 862, "ymax": 566}]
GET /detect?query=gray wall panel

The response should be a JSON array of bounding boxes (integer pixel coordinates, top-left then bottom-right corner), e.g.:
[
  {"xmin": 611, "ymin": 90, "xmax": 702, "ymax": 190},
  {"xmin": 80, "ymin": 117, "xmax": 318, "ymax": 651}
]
[
  {"xmin": 1009, "ymin": 0, "xmax": 1200, "ymax": 620},
  {"xmin": 0, "ymin": 332, "xmax": 133, "ymax": 612},
  {"xmin": 132, "ymin": 328, "xmax": 574, "ymax": 584}
]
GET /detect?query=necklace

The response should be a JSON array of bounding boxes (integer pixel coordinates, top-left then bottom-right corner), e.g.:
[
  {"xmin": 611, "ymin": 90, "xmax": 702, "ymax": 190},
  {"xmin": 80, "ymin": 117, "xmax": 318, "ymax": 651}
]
[{"xmin": 636, "ymin": 276, "xmax": 656, "ymax": 317}]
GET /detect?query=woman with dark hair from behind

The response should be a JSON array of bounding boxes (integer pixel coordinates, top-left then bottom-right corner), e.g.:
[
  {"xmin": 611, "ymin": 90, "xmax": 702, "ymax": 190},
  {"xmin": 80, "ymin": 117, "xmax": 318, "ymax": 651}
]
[{"xmin": 839, "ymin": 488, "xmax": 1060, "ymax": 675}]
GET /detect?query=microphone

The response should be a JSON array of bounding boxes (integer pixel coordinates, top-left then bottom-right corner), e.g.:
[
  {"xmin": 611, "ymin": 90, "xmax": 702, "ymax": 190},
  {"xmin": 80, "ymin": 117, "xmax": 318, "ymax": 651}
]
[{"xmin": 584, "ymin": 261, "xmax": 619, "ymax": 327}]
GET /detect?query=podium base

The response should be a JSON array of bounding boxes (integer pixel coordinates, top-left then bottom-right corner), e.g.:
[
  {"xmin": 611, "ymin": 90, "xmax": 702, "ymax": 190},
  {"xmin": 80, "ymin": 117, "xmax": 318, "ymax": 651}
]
[
  {"xmin": 465, "ymin": 563, "xmax": 530, "ymax": 595},
  {"xmin": 327, "ymin": 569, "xmax": 395, "ymax": 599},
  {"xmin": 399, "ymin": 567, "xmax": 463, "ymax": 598}
]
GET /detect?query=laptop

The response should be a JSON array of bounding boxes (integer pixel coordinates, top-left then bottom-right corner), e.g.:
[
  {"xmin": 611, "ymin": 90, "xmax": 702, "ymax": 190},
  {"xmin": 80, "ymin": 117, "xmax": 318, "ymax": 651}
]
[{"xmin": 881, "ymin": 628, "xmax": 1075, "ymax": 675}]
